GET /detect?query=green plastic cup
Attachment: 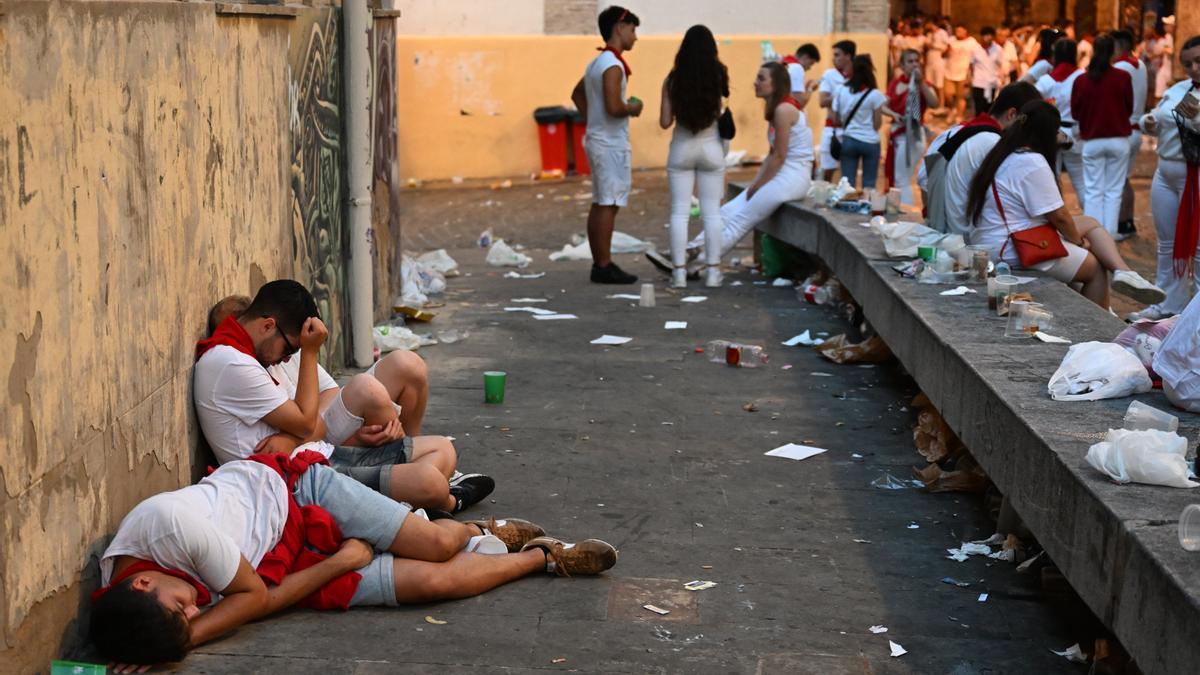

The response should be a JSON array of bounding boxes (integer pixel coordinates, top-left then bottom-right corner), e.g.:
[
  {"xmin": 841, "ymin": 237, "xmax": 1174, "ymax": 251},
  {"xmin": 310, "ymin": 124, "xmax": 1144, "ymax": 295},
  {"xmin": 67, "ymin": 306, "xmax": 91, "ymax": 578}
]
[
  {"xmin": 484, "ymin": 371, "xmax": 507, "ymax": 404},
  {"xmin": 917, "ymin": 245, "xmax": 937, "ymax": 262}
]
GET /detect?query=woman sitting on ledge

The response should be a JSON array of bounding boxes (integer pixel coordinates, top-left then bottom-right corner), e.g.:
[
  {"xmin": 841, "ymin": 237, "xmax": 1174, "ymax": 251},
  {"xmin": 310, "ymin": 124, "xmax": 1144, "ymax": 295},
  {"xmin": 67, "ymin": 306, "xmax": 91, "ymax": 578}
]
[{"xmin": 964, "ymin": 99, "xmax": 1165, "ymax": 309}]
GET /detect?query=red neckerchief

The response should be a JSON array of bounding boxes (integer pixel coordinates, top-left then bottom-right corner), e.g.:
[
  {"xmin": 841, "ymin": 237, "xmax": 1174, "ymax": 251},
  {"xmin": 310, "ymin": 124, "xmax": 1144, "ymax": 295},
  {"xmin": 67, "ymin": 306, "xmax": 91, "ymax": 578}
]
[
  {"xmin": 1049, "ymin": 63, "xmax": 1077, "ymax": 82},
  {"xmin": 781, "ymin": 96, "xmax": 804, "ymax": 110},
  {"xmin": 960, "ymin": 112, "xmax": 1002, "ymax": 131},
  {"xmin": 1117, "ymin": 54, "xmax": 1139, "ymax": 68},
  {"xmin": 195, "ymin": 315, "xmax": 277, "ymax": 384},
  {"xmin": 1173, "ymin": 82, "xmax": 1200, "ymax": 277},
  {"xmin": 597, "ymin": 46, "xmax": 631, "ymax": 77},
  {"xmin": 781, "ymin": 54, "xmax": 801, "ymax": 65},
  {"xmin": 91, "ymin": 560, "xmax": 213, "ymax": 607}
]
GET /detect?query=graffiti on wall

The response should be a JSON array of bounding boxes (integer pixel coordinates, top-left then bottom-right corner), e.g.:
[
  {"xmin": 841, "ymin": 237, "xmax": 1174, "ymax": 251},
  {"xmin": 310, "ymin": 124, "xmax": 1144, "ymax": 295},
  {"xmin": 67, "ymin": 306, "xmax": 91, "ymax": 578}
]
[
  {"xmin": 370, "ymin": 17, "xmax": 402, "ymax": 316},
  {"xmin": 289, "ymin": 9, "xmax": 347, "ymax": 367}
]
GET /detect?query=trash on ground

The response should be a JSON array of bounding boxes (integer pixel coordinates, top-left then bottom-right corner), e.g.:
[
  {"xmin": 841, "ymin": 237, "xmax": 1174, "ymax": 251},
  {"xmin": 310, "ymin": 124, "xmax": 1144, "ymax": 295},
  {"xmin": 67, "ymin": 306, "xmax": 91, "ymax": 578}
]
[
  {"xmin": 765, "ymin": 443, "xmax": 828, "ymax": 461},
  {"xmin": 399, "ymin": 253, "xmax": 450, "ymax": 306},
  {"xmin": 681, "ymin": 296, "xmax": 708, "ymax": 303},
  {"xmin": 684, "ymin": 580, "xmax": 717, "ymax": 591},
  {"xmin": 870, "ymin": 218, "xmax": 964, "ymax": 259},
  {"xmin": 490, "ymin": 179, "xmax": 513, "ymax": 190},
  {"xmin": 1034, "ymin": 331, "xmax": 1071, "ymax": 344},
  {"xmin": 810, "ymin": 371, "xmax": 833, "ymax": 377},
  {"xmin": 607, "ymin": 293, "xmax": 641, "ymax": 300},
  {"xmin": 1047, "ymin": 341, "xmax": 1153, "ymax": 401},
  {"xmin": 1051, "ymin": 644, "xmax": 1087, "ymax": 663},
  {"xmin": 912, "ymin": 459, "xmax": 989, "ymax": 494},
  {"xmin": 436, "ymin": 329, "xmax": 468, "ymax": 344},
  {"xmin": 591, "ymin": 335, "xmax": 632, "ymax": 345},
  {"xmin": 505, "ymin": 306, "xmax": 556, "ymax": 315},
  {"xmin": 977, "ymin": 593, "xmax": 988, "ymax": 602},
  {"xmin": 869, "ymin": 625, "xmax": 888, "ymax": 633},
  {"xmin": 486, "ymin": 239, "xmax": 533, "ymax": 267},
  {"xmin": 941, "ymin": 577, "xmax": 971, "ymax": 587},
  {"xmin": 503, "ymin": 271, "xmax": 545, "ymax": 279},
  {"xmin": 817, "ymin": 334, "xmax": 894, "ymax": 364},
  {"xmin": 477, "ymin": 228, "xmax": 494, "ymax": 247},
  {"xmin": 871, "ymin": 472, "xmax": 922, "ymax": 490},
  {"xmin": 548, "ymin": 231, "xmax": 653, "ymax": 261},
  {"xmin": 535, "ymin": 314, "xmax": 577, "ymax": 320},
  {"xmin": 1016, "ymin": 551, "xmax": 1045, "ymax": 573},
  {"xmin": 742, "ymin": 402, "xmax": 759, "ymax": 412},
  {"xmin": 889, "ymin": 640, "xmax": 907, "ymax": 658},
  {"xmin": 394, "ymin": 305, "xmax": 436, "ymax": 322},
  {"xmin": 415, "ymin": 249, "xmax": 460, "ymax": 277},
  {"xmin": 705, "ymin": 340, "xmax": 768, "ymax": 367},
  {"xmin": 510, "ymin": 297, "xmax": 547, "ymax": 303},
  {"xmin": 374, "ymin": 324, "xmax": 424, "ymax": 353},
  {"xmin": 939, "ymin": 286, "xmax": 976, "ymax": 296},
  {"xmin": 771, "ymin": 278, "xmax": 794, "ymax": 287},
  {"xmin": 946, "ymin": 542, "xmax": 993, "ymax": 562},
  {"xmin": 783, "ymin": 330, "xmax": 824, "ymax": 347},
  {"xmin": 853, "ymin": 538, "xmax": 872, "ymax": 543},
  {"xmin": 424, "ymin": 615, "xmax": 447, "ymax": 625},
  {"xmin": 551, "ymin": 657, "xmax": 567, "ymax": 664},
  {"xmin": 643, "ymin": 604, "xmax": 671, "ymax": 615},
  {"xmin": 665, "ymin": 321, "xmax": 688, "ymax": 330},
  {"xmin": 1085, "ymin": 428, "xmax": 1199, "ymax": 488},
  {"xmin": 971, "ymin": 533, "xmax": 1005, "ymax": 546},
  {"xmin": 906, "ymin": 523, "xmax": 920, "ymax": 529}
]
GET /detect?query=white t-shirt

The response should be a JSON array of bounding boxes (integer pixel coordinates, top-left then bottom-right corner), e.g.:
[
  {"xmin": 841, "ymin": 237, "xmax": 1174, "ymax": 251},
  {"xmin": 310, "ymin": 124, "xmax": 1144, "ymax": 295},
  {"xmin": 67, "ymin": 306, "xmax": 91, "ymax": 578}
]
[
  {"xmin": 583, "ymin": 50, "xmax": 628, "ymax": 150},
  {"xmin": 917, "ymin": 124, "xmax": 961, "ymax": 191},
  {"xmin": 786, "ymin": 62, "xmax": 806, "ymax": 94},
  {"xmin": 966, "ymin": 151, "xmax": 1065, "ymax": 265},
  {"xmin": 970, "ymin": 43, "xmax": 1003, "ymax": 89},
  {"xmin": 267, "ymin": 357, "xmax": 339, "ymax": 399},
  {"xmin": 100, "ymin": 461, "xmax": 289, "ymax": 601},
  {"xmin": 1142, "ymin": 79, "xmax": 1200, "ymax": 162},
  {"xmin": 818, "ymin": 67, "xmax": 847, "ymax": 99},
  {"xmin": 946, "ymin": 36, "xmax": 978, "ymax": 81},
  {"xmin": 929, "ymin": 28, "xmax": 949, "ymax": 54},
  {"xmin": 1113, "ymin": 58, "xmax": 1148, "ymax": 124},
  {"xmin": 999, "ymin": 41, "xmax": 1019, "ymax": 79},
  {"xmin": 1025, "ymin": 59, "xmax": 1052, "ymax": 83},
  {"xmin": 833, "ymin": 87, "xmax": 887, "ymax": 143},
  {"xmin": 194, "ymin": 346, "xmax": 293, "ymax": 465},
  {"xmin": 944, "ymin": 131, "xmax": 1001, "ymax": 233},
  {"xmin": 1154, "ymin": 292, "xmax": 1200, "ymax": 401},
  {"xmin": 1036, "ymin": 69, "xmax": 1083, "ymax": 128}
]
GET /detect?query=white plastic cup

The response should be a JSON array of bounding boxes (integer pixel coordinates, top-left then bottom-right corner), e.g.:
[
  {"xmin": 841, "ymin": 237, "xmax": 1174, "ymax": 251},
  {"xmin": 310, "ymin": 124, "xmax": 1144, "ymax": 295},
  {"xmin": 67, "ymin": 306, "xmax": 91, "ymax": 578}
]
[
  {"xmin": 639, "ymin": 283, "xmax": 656, "ymax": 308},
  {"xmin": 1123, "ymin": 400, "xmax": 1180, "ymax": 433},
  {"xmin": 1179, "ymin": 504, "xmax": 1200, "ymax": 551}
]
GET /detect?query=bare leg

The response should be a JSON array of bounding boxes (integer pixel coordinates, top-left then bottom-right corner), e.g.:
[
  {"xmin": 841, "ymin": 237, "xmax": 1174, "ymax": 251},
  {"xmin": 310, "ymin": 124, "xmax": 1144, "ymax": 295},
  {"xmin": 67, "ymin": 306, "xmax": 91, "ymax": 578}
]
[
  {"xmin": 1076, "ymin": 215, "xmax": 1133, "ymax": 272},
  {"xmin": 340, "ymin": 374, "xmax": 397, "ymax": 427},
  {"xmin": 408, "ymin": 435, "xmax": 456, "ymax": 479},
  {"xmin": 587, "ymin": 204, "xmax": 618, "ymax": 267},
  {"xmin": 385, "ymin": 462, "xmax": 455, "ymax": 512},
  {"xmin": 390, "ymin": 550, "xmax": 545, "ymax": 603},
  {"xmin": 369, "ymin": 350, "xmax": 429, "ymax": 435},
  {"xmin": 387, "ymin": 512, "xmax": 487, "ymax": 562},
  {"xmin": 1073, "ymin": 254, "xmax": 1109, "ymax": 307}
]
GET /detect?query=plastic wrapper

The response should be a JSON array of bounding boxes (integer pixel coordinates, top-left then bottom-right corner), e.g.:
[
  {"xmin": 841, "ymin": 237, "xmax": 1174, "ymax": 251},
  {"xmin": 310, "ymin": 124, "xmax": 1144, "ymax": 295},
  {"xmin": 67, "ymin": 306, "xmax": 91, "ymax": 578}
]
[
  {"xmin": 817, "ymin": 334, "xmax": 894, "ymax": 364},
  {"xmin": 1048, "ymin": 341, "xmax": 1153, "ymax": 401},
  {"xmin": 1085, "ymin": 428, "xmax": 1199, "ymax": 488}
]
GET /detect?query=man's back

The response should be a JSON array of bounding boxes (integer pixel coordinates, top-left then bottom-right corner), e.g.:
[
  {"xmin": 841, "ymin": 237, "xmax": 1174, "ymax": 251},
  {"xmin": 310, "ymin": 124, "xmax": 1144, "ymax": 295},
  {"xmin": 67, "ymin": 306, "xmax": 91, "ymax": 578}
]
[{"xmin": 943, "ymin": 131, "xmax": 1000, "ymax": 233}]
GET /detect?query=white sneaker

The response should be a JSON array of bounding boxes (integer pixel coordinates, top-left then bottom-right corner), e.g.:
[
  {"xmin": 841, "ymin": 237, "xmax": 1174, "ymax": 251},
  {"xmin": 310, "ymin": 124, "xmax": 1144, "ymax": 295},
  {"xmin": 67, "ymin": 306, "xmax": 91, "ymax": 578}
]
[
  {"xmin": 1125, "ymin": 304, "xmax": 1176, "ymax": 322},
  {"xmin": 1112, "ymin": 270, "xmax": 1167, "ymax": 305},
  {"xmin": 671, "ymin": 267, "xmax": 687, "ymax": 289},
  {"xmin": 704, "ymin": 266, "xmax": 723, "ymax": 288}
]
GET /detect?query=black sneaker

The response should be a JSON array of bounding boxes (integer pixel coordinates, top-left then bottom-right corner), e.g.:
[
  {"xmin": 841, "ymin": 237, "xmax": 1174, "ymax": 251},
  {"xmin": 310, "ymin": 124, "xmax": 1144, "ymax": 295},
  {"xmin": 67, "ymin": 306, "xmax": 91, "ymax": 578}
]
[
  {"xmin": 590, "ymin": 262, "xmax": 638, "ymax": 284},
  {"xmin": 1116, "ymin": 220, "xmax": 1137, "ymax": 241},
  {"xmin": 450, "ymin": 474, "xmax": 495, "ymax": 513}
]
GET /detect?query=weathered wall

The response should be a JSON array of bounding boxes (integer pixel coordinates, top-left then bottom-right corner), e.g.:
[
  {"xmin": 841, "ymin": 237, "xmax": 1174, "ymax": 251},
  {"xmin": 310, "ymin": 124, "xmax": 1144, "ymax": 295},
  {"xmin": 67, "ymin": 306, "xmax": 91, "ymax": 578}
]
[
  {"xmin": 396, "ymin": 33, "xmax": 888, "ymax": 181},
  {"xmin": 0, "ymin": 1, "xmax": 402, "ymax": 670}
]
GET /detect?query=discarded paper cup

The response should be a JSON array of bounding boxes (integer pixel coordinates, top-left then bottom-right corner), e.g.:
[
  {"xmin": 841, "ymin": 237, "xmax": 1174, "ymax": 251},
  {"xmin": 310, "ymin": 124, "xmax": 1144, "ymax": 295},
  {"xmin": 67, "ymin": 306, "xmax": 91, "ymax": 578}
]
[
  {"xmin": 639, "ymin": 283, "xmax": 656, "ymax": 308},
  {"xmin": 483, "ymin": 371, "xmax": 506, "ymax": 404},
  {"xmin": 917, "ymin": 245, "xmax": 937, "ymax": 262},
  {"xmin": 1124, "ymin": 400, "xmax": 1180, "ymax": 433},
  {"xmin": 1179, "ymin": 504, "xmax": 1200, "ymax": 551}
]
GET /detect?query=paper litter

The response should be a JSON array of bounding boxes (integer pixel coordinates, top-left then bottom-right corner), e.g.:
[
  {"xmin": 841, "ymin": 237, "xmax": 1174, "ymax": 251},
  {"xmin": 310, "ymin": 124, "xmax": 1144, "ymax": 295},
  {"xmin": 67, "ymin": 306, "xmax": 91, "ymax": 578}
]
[
  {"xmin": 684, "ymin": 580, "xmax": 717, "ymax": 591},
  {"xmin": 504, "ymin": 306, "xmax": 556, "ymax": 315},
  {"xmin": 591, "ymin": 335, "xmax": 632, "ymax": 345},
  {"xmin": 504, "ymin": 271, "xmax": 545, "ymax": 279},
  {"xmin": 783, "ymin": 331, "xmax": 824, "ymax": 346},
  {"xmin": 643, "ymin": 604, "xmax": 671, "ymax": 615},
  {"xmin": 977, "ymin": 593, "xmax": 988, "ymax": 602},
  {"xmin": 664, "ymin": 321, "xmax": 688, "ymax": 330},
  {"xmin": 606, "ymin": 293, "xmax": 641, "ymax": 300},
  {"xmin": 869, "ymin": 625, "xmax": 888, "ymax": 634},
  {"xmin": 889, "ymin": 641, "xmax": 907, "ymax": 658},
  {"xmin": 510, "ymin": 297, "xmax": 547, "ymax": 303},
  {"xmin": 765, "ymin": 443, "xmax": 828, "ymax": 461},
  {"xmin": 1034, "ymin": 331, "xmax": 1071, "ymax": 344},
  {"xmin": 945, "ymin": 542, "xmax": 993, "ymax": 562},
  {"xmin": 535, "ymin": 314, "xmax": 578, "ymax": 320},
  {"xmin": 681, "ymin": 296, "xmax": 708, "ymax": 303},
  {"xmin": 771, "ymin": 278, "xmax": 794, "ymax": 287},
  {"xmin": 1050, "ymin": 644, "xmax": 1087, "ymax": 663},
  {"xmin": 939, "ymin": 286, "xmax": 976, "ymax": 296}
]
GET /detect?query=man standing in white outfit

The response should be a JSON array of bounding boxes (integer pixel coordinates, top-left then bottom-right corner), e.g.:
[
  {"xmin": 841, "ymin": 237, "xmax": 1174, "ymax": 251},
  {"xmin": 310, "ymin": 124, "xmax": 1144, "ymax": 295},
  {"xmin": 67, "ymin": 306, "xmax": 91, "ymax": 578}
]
[
  {"xmin": 571, "ymin": 5, "xmax": 642, "ymax": 285},
  {"xmin": 945, "ymin": 24, "xmax": 978, "ymax": 122},
  {"xmin": 926, "ymin": 19, "xmax": 950, "ymax": 111},
  {"xmin": 970, "ymin": 27, "xmax": 1004, "ymax": 117},
  {"xmin": 818, "ymin": 40, "xmax": 855, "ymax": 181},
  {"xmin": 1114, "ymin": 29, "xmax": 1149, "ymax": 240}
]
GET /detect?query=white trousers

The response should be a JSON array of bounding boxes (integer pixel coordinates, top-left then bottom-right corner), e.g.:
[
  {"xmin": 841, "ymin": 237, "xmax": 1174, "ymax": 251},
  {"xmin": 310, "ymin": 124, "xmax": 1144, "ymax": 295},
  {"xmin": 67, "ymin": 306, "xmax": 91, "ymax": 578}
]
[
  {"xmin": 1081, "ymin": 136, "xmax": 1131, "ymax": 235},
  {"xmin": 688, "ymin": 163, "xmax": 812, "ymax": 260},
  {"xmin": 1058, "ymin": 144, "xmax": 1087, "ymax": 212},
  {"xmin": 891, "ymin": 135, "xmax": 918, "ymax": 206},
  {"xmin": 1151, "ymin": 159, "xmax": 1199, "ymax": 314},
  {"xmin": 667, "ymin": 126, "xmax": 726, "ymax": 267}
]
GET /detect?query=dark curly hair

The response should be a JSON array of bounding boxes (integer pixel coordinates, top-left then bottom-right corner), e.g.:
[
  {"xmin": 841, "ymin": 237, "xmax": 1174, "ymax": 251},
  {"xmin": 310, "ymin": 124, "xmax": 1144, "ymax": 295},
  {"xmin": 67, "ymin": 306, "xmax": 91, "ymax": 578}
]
[
  {"xmin": 667, "ymin": 25, "xmax": 729, "ymax": 133},
  {"xmin": 90, "ymin": 578, "xmax": 192, "ymax": 664}
]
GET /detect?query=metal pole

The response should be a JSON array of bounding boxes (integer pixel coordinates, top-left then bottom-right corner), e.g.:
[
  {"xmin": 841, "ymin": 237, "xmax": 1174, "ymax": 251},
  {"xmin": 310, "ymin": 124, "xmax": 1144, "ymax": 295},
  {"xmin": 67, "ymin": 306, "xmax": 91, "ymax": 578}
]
[{"xmin": 343, "ymin": 0, "xmax": 374, "ymax": 368}]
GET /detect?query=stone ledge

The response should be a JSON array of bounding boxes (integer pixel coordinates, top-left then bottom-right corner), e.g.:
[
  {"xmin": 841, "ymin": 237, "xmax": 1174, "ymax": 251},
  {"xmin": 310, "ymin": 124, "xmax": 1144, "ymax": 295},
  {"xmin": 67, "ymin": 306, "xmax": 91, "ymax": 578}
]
[
  {"xmin": 749, "ymin": 187, "xmax": 1200, "ymax": 675},
  {"xmin": 214, "ymin": 3, "xmax": 302, "ymax": 17}
]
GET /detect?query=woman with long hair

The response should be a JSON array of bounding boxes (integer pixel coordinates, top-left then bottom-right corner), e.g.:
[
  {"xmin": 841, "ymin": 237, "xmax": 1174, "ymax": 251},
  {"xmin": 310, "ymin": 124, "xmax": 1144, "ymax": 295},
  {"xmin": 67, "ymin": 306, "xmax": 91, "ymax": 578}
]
[
  {"xmin": 682, "ymin": 61, "xmax": 813, "ymax": 268},
  {"xmin": 658, "ymin": 24, "xmax": 729, "ymax": 288},
  {"xmin": 1072, "ymin": 35, "xmax": 1133, "ymax": 236},
  {"xmin": 1020, "ymin": 28, "xmax": 1059, "ymax": 83},
  {"xmin": 882, "ymin": 49, "xmax": 937, "ymax": 205},
  {"xmin": 832, "ymin": 54, "xmax": 887, "ymax": 189},
  {"xmin": 965, "ymin": 100, "xmax": 1163, "ymax": 308},
  {"xmin": 1128, "ymin": 35, "xmax": 1200, "ymax": 321},
  {"xmin": 1034, "ymin": 38, "xmax": 1086, "ymax": 211}
]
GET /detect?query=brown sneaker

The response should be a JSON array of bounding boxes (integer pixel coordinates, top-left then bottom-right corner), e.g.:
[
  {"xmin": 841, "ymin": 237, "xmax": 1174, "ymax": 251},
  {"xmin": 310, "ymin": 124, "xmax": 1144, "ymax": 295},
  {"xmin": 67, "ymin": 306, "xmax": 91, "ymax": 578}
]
[
  {"xmin": 463, "ymin": 518, "xmax": 545, "ymax": 553},
  {"xmin": 521, "ymin": 536, "xmax": 618, "ymax": 576}
]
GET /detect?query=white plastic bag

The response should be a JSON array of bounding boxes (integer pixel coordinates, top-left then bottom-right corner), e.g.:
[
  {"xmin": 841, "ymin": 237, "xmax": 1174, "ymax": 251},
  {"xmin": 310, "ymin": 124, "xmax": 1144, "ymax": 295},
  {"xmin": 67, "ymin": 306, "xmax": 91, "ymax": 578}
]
[
  {"xmin": 871, "ymin": 220, "xmax": 964, "ymax": 259},
  {"xmin": 1048, "ymin": 342, "xmax": 1153, "ymax": 401},
  {"xmin": 548, "ymin": 231, "xmax": 653, "ymax": 262},
  {"xmin": 373, "ymin": 325, "xmax": 422, "ymax": 353},
  {"xmin": 486, "ymin": 239, "xmax": 532, "ymax": 267},
  {"xmin": 1084, "ymin": 428, "xmax": 1199, "ymax": 488},
  {"xmin": 415, "ymin": 249, "xmax": 460, "ymax": 277}
]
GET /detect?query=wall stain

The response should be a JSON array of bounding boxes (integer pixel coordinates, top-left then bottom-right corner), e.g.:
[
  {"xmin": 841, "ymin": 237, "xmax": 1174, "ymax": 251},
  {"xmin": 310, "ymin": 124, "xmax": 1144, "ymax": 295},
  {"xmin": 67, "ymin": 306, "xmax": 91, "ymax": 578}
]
[
  {"xmin": 8, "ymin": 313, "xmax": 43, "ymax": 469},
  {"xmin": 17, "ymin": 125, "xmax": 38, "ymax": 207}
]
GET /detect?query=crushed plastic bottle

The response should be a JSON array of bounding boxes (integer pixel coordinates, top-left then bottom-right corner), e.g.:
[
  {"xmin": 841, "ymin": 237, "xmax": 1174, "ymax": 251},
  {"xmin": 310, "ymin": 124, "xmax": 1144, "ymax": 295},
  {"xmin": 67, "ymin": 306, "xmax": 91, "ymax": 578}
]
[{"xmin": 705, "ymin": 340, "xmax": 769, "ymax": 368}]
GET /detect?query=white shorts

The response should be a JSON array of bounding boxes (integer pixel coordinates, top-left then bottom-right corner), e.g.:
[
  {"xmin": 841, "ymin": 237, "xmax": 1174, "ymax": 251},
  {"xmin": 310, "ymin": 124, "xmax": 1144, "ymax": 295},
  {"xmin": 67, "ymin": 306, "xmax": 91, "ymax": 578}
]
[
  {"xmin": 926, "ymin": 53, "xmax": 946, "ymax": 88},
  {"xmin": 585, "ymin": 144, "xmax": 631, "ymax": 207},
  {"xmin": 819, "ymin": 129, "xmax": 839, "ymax": 171},
  {"xmin": 1031, "ymin": 239, "xmax": 1089, "ymax": 283}
]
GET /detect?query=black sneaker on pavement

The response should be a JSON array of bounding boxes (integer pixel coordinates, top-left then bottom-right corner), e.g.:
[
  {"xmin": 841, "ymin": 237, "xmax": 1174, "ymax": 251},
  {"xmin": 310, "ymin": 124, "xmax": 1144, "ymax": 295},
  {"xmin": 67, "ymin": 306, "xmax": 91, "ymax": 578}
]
[
  {"xmin": 450, "ymin": 474, "xmax": 495, "ymax": 513},
  {"xmin": 1116, "ymin": 220, "xmax": 1137, "ymax": 241},
  {"xmin": 590, "ymin": 262, "xmax": 638, "ymax": 284}
]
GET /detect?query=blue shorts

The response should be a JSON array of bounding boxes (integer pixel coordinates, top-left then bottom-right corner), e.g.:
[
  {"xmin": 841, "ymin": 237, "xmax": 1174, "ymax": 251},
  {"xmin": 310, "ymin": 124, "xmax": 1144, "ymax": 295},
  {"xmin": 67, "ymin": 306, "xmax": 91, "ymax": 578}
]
[
  {"xmin": 292, "ymin": 463, "xmax": 410, "ymax": 554},
  {"xmin": 328, "ymin": 437, "xmax": 411, "ymax": 496}
]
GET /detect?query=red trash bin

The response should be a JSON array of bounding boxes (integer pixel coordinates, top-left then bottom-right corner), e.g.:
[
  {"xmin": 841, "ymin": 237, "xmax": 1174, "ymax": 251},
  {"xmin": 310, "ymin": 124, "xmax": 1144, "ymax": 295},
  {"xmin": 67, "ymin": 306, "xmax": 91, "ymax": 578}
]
[
  {"xmin": 533, "ymin": 106, "xmax": 571, "ymax": 174},
  {"xmin": 568, "ymin": 109, "xmax": 590, "ymax": 176}
]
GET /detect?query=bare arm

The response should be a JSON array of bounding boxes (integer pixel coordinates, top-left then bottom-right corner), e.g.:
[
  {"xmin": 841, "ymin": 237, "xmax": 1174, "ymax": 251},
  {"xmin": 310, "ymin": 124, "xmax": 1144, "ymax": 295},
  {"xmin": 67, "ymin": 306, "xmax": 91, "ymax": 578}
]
[
  {"xmin": 261, "ymin": 318, "xmax": 326, "ymax": 438},
  {"xmin": 187, "ymin": 558, "xmax": 270, "ymax": 648},
  {"xmin": 603, "ymin": 66, "xmax": 640, "ymax": 118},
  {"xmin": 571, "ymin": 78, "xmax": 587, "ymax": 121},
  {"xmin": 819, "ymin": 91, "xmax": 834, "ymax": 109},
  {"xmin": 1044, "ymin": 205, "xmax": 1085, "ymax": 246},
  {"xmin": 872, "ymin": 104, "xmax": 883, "ymax": 130},
  {"xmin": 659, "ymin": 77, "xmax": 673, "ymax": 129},
  {"xmin": 747, "ymin": 106, "xmax": 795, "ymax": 198}
]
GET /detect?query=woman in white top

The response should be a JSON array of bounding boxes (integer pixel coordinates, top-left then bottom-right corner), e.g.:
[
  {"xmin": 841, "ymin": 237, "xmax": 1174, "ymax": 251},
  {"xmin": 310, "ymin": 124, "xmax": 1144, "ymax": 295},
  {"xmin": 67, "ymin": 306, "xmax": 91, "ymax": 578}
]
[
  {"xmin": 1128, "ymin": 35, "xmax": 1200, "ymax": 321},
  {"xmin": 964, "ymin": 100, "xmax": 1164, "ymax": 308},
  {"xmin": 1034, "ymin": 39, "xmax": 1086, "ymax": 212},
  {"xmin": 1020, "ymin": 28, "xmax": 1059, "ymax": 84},
  {"xmin": 832, "ymin": 55, "xmax": 887, "ymax": 189},
  {"xmin": 659, "ymin": 25, "xmax": 730, "ymax": 289},
  {"xmin": 685, "ymin": 61, "xmax": 813, "ymax": 266}
]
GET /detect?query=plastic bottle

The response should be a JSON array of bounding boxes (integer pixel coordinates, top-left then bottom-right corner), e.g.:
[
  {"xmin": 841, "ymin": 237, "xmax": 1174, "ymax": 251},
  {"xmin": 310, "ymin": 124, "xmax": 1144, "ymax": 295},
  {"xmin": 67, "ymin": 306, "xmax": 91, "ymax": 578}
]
[
  {"xmin": 994, "ymin": 261, "xmax": 1011, "ymax": 277},
  {"xmin": 705, "ymin": 340, "xmax": 769, "ymax": 368}
]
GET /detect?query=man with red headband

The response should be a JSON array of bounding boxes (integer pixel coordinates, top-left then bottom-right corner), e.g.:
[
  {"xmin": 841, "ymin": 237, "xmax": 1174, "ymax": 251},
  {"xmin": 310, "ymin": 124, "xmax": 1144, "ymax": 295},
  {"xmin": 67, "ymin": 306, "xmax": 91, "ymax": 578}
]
[{"xmin": 571, "ymin": 5, "xmax": 642, "ymax": 285}]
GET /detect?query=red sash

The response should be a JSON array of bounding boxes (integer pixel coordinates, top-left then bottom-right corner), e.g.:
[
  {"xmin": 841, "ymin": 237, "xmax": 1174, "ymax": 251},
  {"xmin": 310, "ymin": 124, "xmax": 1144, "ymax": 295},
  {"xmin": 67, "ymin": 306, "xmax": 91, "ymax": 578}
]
[
  {"xmin": 598, "ymin": 46, "xmax": 631, "ymax": 77},
  {"xmin": 1049, "ymin": 63, "xmax": 1077, "ymax": 82}
]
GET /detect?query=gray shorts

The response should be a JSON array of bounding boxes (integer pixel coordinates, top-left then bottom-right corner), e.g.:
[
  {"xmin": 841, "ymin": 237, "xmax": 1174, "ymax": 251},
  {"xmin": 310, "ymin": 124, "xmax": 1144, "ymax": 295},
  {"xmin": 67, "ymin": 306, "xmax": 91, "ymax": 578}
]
[
  {"xmin": 350, "ymin": 553, "xmax": 398, "ymax": 607},
  {"xmin": 292, "ymin": 463, "xmax": 410, "ymax": 555},
  {"xmin": 328, "ymin": 437, "xmax": 411, "ymax": 496}
]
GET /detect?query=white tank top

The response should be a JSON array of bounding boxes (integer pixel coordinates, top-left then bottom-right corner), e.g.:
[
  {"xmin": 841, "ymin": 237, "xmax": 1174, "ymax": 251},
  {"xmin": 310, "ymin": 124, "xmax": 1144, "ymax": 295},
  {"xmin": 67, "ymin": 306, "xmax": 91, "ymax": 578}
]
[{"xmin": 767, "ymin": 98, "xmax": 814, "ymax": 167}]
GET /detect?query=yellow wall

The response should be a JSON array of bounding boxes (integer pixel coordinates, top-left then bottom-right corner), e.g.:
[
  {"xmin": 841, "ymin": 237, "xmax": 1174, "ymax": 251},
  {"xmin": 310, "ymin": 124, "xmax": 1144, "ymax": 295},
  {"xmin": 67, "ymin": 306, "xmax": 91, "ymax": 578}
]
[{"xmin": 397, "ymin": 33, "xmax": 888, "ymax": 181}]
